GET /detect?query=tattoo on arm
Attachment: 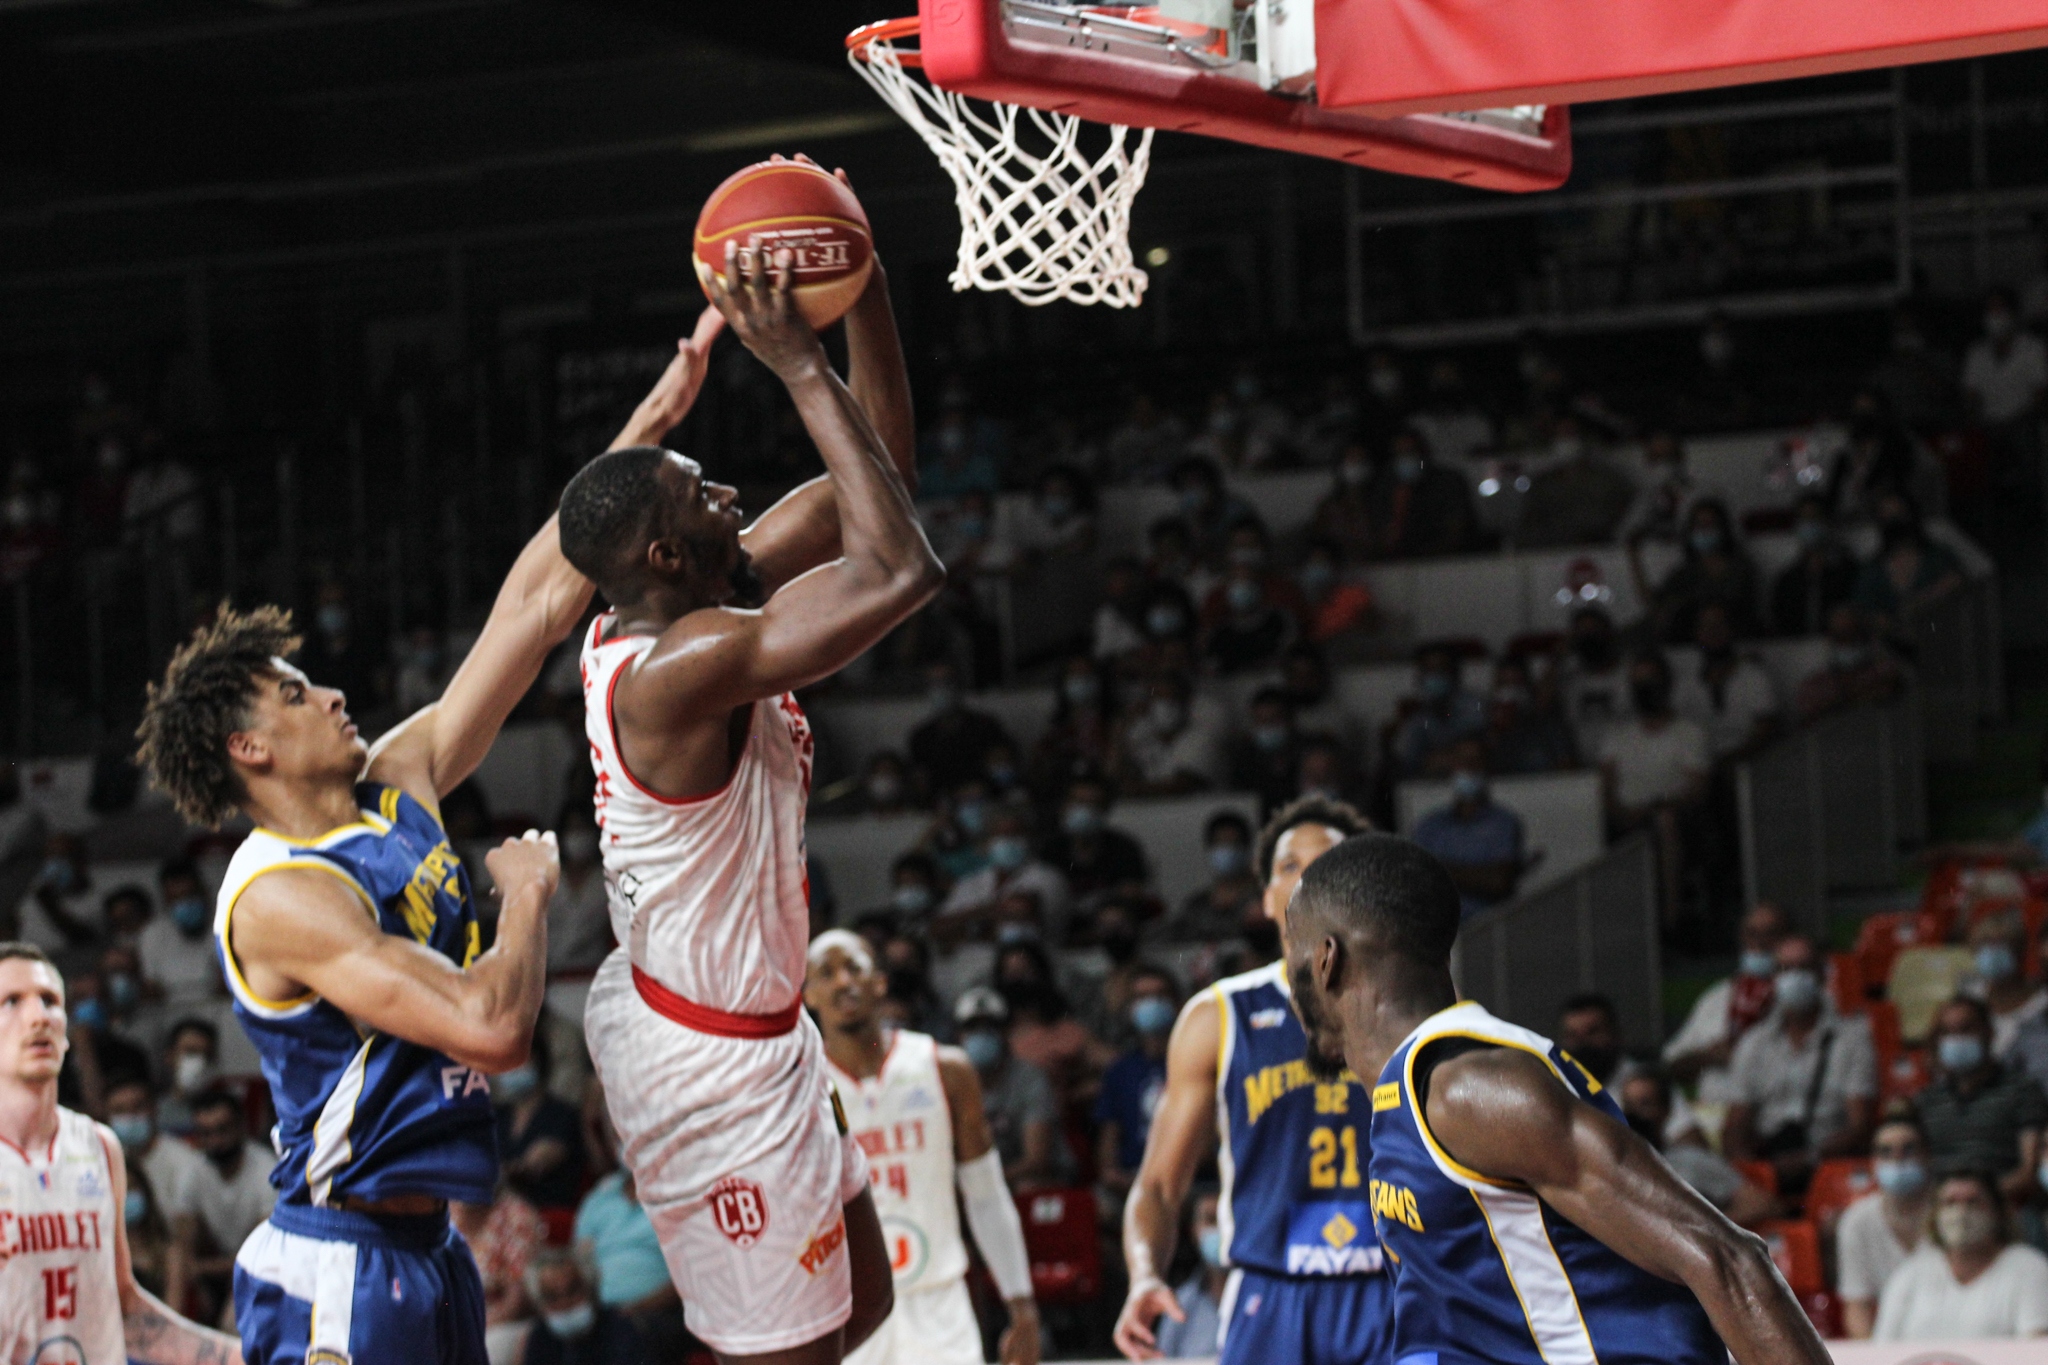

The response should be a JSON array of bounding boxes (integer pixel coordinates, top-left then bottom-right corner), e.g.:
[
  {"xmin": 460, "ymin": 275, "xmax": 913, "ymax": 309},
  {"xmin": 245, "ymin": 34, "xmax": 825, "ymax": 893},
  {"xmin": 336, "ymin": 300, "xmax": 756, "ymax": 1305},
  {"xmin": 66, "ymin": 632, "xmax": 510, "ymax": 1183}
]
[{"xmin": 125, "ymin": 1293, "xmax": 241, "ymax": 1365}]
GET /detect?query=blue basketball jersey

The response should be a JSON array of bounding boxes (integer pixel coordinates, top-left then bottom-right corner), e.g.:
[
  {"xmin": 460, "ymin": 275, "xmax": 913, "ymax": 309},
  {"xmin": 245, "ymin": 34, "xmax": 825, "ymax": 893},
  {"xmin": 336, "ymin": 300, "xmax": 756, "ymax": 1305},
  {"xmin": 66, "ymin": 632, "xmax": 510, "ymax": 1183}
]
[
  {"xmin": 1368, "ymin": 1001, "xmax": 1723, "ymax": 1365},
  {"xmin": 1214, "ymin": 961, "xmax": 1383, "ymax": 1280},
  {"xmin": 215, "ymin": 782, "xmax": 499, "ymax": 1208}
]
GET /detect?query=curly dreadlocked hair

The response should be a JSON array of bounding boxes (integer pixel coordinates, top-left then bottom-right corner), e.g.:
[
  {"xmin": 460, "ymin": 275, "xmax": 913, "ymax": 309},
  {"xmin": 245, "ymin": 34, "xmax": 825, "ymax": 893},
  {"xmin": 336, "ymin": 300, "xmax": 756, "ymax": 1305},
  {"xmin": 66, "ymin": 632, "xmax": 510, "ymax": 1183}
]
[{"xmin": 136, "ymin": 603, "xmax": 302, "ymax": 829}]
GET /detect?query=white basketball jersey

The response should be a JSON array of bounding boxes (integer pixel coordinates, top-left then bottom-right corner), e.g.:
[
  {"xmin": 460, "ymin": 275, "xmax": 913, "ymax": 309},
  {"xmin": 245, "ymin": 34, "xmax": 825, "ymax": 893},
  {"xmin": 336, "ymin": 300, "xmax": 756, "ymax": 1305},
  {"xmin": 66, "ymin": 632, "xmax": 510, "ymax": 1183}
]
[
  {"xmin": 829, "ymin": 1030, "xmax": 967, "ymax": 1292},
  {"xmin": 580, "ymin": 612, "xmax": 816, "ymax": 1015},
  {"xmin": 0, "ymin": 1107, "xmax": 126, "ymax": 1365}
]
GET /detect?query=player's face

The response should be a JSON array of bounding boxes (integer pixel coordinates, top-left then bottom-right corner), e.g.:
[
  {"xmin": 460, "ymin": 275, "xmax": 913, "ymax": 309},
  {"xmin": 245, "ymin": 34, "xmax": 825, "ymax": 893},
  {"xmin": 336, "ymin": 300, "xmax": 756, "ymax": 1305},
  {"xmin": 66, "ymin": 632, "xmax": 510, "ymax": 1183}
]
[
  {"xmin": 1283, "ymin": 920, "xmax": 1350, "ymax": 1082},
  {"xmin": 1264, "ymin": 822, "xmax": 1346, "ymax": 958},
  {"xmin": 0, "ymin": 958, "xmax": 68, "ymax": 1085},
  {"xmin": 655, "ymin": 453, "xmax": 751, "ymax": 601},
  {"xmin": 804, "ymin": 944, "xmax": 883, "ymax": 1030},
  {"xmin": 238, "ymin": 660, "xmax": 367, "ymax": 785}
]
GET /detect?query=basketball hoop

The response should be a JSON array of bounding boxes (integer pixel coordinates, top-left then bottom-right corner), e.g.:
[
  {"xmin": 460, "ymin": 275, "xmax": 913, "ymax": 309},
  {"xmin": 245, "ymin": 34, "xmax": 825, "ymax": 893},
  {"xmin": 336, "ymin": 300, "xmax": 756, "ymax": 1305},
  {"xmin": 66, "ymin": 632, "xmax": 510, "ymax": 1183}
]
[{"xmin": 848, "ymin": 15, "xmax": 1155, "ymax": 309}]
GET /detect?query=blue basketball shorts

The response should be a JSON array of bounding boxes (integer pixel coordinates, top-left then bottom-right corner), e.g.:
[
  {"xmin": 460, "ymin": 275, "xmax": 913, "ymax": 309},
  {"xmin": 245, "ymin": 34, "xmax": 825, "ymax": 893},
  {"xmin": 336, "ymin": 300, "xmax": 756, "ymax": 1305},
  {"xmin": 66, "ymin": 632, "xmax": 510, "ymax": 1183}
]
[
  {"xmin": 234, "ymin": 1203, "xmax": 487, "ymax": 1365},
  {"xmin": 1219, "ymin": 1266, "xmax": 1396, "ymax": 1365}
]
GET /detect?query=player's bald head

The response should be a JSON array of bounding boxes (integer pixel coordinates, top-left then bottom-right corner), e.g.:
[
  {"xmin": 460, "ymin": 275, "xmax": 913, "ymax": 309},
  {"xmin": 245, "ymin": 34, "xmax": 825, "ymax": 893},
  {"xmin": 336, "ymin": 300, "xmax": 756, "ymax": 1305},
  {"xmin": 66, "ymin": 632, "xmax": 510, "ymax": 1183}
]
[{"xmin": 1291, "ymin": 832, "xmax": 1462, "ymax": 968}]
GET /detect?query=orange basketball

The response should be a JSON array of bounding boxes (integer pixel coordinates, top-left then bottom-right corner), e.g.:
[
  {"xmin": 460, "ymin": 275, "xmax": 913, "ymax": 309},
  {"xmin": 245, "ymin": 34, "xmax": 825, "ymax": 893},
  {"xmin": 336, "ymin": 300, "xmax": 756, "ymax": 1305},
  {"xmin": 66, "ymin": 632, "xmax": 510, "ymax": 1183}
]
[{"xmin": 694, "ymin": 159, "xmax": 874, "ymax": 329}]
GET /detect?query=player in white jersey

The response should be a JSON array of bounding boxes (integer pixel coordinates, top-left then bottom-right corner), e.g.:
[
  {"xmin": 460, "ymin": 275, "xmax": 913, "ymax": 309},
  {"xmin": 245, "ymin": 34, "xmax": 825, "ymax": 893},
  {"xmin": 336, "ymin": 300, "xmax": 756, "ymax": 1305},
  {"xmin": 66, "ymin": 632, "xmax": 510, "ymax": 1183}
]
[
  {"xmin": 803, "ymin": 932, "xmax": 1040, "ymax": 1365},
  {"xmin": 0, "ymin": 943, "xmax": 241, "ymax": 1365},
  {"xmin": 560, "ymin": 174, "xmax": 939, "ymax": 1364}
]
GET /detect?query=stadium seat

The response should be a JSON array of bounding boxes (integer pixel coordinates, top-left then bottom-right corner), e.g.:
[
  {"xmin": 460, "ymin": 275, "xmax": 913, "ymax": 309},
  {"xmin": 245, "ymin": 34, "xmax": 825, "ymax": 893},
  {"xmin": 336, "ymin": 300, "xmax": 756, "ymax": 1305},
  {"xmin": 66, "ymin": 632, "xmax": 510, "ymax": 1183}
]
[
  {"xmin": 1852, "ymin": 910, "xmax": 1947, "ymax": 997},
  {"xmin": 1886, "ymin": 946, "xmax": 1974, "ymax": 1041},
  {"xmin": 1804, "ymin": 1159, "xmax": 1875, "ymax": 1232},
  {"xmin": 1016, "ymin": 1187, "xmax": 1104, "ymax": 1305},
  {"xmin": 1825, "ymin": 952, "xmax": 1865, "ymax": 1015},
  {"xmin": 540, "ymin": 1206, "xmax": 576, "ymax": 1246},
  {"xmin": 1732, "ymin": 1160, "xmax": 1779, "ymax": 1198},
  {"xmin": 1759, "ymin": 1220, "xmax": 1839, "ymax": 1337}
]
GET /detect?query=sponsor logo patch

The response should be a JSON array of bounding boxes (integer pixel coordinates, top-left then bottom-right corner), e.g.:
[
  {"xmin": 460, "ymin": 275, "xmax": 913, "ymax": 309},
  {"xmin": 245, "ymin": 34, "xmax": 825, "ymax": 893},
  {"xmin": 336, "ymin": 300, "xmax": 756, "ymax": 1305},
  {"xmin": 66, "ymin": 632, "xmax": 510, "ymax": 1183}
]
[
  {"xmin": 1284, "ymin": 1201, "xmax": 1386, "ymax": 1276},
  {"xmin": 797, "ymin": 1215, "xmax": 846, "ymax": 1276},
  {"xmin": 1248, "ymin": 1007, "xmax": 1288, "ymax": 1030},
  {"xmin": 1372, "ymin": 1082, "xmax": 1402, "ymax": 1112},
  {"xmin": 711, "ymin": 1175, "xmax": 769, "ymax": 1249}
]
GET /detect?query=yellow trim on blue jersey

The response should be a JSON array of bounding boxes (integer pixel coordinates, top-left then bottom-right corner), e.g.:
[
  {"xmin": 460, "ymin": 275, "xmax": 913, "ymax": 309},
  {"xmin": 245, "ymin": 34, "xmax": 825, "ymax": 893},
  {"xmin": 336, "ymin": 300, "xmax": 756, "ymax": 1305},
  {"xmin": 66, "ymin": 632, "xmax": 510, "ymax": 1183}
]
[
  {"xmin": 222, "ymin": 861, "xmax": 377, "ymax": 1013},
  {"xmin": 1403, "ymin": 1029, "xmax": 1574, "ymax": 1192},
  {"xmin": 1213, "ymin": 981, "xmax": 1234, "ymax": 1089},
  {"xmin": 378, "ymin": 786, "xmax": 401, "ymax": 823},
  {"xmin": 254, "ymin": 818, "xmax": 380, "ymax": 848},
  {"xmin": 1469, "ymin": 1188, "xmax": 1551, "ymax": 1357}
]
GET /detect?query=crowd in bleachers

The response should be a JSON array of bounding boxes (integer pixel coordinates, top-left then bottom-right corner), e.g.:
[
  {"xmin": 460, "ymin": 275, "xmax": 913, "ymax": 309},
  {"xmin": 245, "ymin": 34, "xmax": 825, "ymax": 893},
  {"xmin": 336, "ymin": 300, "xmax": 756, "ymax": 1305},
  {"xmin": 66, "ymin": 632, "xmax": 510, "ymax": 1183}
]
[{"xmin": 4, "ymin": 280, "xmax": 2048, "ymax": 1356}]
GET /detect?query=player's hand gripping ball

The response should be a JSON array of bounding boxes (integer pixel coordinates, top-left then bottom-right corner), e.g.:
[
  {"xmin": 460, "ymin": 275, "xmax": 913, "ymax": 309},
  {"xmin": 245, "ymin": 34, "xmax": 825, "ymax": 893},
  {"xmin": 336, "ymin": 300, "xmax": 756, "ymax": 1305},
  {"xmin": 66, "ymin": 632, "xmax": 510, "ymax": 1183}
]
[{"xmin": 694, "ymin": 156, "xmax": 874, "ymax": 329}]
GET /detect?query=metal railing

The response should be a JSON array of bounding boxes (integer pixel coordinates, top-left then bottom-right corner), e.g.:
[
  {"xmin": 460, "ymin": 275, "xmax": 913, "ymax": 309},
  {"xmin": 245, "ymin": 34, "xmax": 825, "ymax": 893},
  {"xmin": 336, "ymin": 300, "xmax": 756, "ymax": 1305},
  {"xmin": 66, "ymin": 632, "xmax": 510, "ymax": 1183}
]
[
  {"xmin": 1452, "ymin": 834, "xmax": 1663, "ymax": 1052},
  {"xmin": 1735, "ymin": 695, "xmax": 1927, "ymax": 937}
]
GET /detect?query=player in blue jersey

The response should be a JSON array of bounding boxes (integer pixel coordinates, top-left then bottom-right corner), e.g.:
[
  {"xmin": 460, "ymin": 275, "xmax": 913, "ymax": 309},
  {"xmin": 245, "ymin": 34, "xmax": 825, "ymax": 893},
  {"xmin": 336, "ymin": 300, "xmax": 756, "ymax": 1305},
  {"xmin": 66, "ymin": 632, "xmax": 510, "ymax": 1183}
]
[
  {"xmin": 129, "ymin": 321, "xmax": 720, "ymax": 1364},
  {"xmin": 1113, "ymin": 796, "xmax": 1393, "ymax": 1365},
  {"xmin": 1282, "ymin": 833, "xmax": 1833, "ymax": 1365}
]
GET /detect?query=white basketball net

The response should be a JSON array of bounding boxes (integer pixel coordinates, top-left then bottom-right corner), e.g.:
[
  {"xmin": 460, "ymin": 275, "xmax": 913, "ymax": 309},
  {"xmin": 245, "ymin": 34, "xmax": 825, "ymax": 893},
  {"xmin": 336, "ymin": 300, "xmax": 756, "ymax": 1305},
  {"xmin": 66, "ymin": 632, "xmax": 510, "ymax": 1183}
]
[{"xmin": 850, "ymin": 32, "xmax": 1154, "ymax": 308}]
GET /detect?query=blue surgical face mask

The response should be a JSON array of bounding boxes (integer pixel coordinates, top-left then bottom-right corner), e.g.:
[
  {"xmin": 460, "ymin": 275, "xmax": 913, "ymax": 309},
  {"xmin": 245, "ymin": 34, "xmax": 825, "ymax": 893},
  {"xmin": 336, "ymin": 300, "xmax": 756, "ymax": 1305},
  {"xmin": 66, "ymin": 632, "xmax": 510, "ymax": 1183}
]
[
  {"xmin": 1795, "ymin": 520, "xmax": 1827, "ymax": 549},
  {"xmin": 1062, "ymin": 674, "xmax": 1100, "ymax": 707},
  {"xmin": 928, "ymin": 683, "xmax": 961, "ymax": 714},
  {"xmin": 1226, "ymin": 579, "xmax": 1263, "ymax": 615},
  {"xmin": 124, "ymin": 1190, "xmax": 149, "ymax": 1226},
  {"xmin": 962, "ymin": 1029, "xmax": 1004, "ymax": 1071},
  {"xmin": 106, "ymin": 973, "xmax": 139, "ymax": 1014},
  {"xmin": 1251, "ymin": 723, "xmax": 1289, "ymax": 754},
  {"xmin": 1689, "ymin": 527, "xmax": 1724, "ymax": 555},
  {"xmin": 1197, "ymin": 1227, "xmax": 1224, "ymax": 1268},
  {"xmin": 73, "ymin": 998, "xmax": 106, "ymax": 1032},
  {"xmin": 955, "ymin": 800, "xmax": 988, "ymax": 838},
  {"xmin": 1772, "ymin": 968, "xmax": 1820, "ymax": 1013},
  {"xmin": 1131, "ymin": 997, "xmax": 1176, "ymax": 1036},
  {"xmin": 109, "ymin": 1114, "xmax": 153, "ymax": 1152},
  {"xmin": 1937, "ymin": 1034, "xmax": 1986, "ymax": 1073},
  {"xmin": 545, "ymin": 1303, "xmax": 595, "ymax": 1340},
  {"xmin": 1041, "ymin": 494, "xmax": 1074, "ymax": 523},
  {"xmin": 1874, "ymin": 1158, "xmax": 1928, "ymax": 1199},
  {"xmin": 1451, "ymin": 770, "xmax": 1487, "ymax": 804},
  {"xmin": 892, "ymin": 883, "xmax": 933, "ymax": 916},
  {"xmin": 40, "ymin": 858, "xmax": 77, "ymax": 894},
  {"xmin": 1975, "ymin": 944, "xmax": 2018, "ymax": 981},
  {"xmin": 1739, "ymin": 951, "xmax": 1778, "ymax": 979},
  {"xmin": 1418, "ymin": 672, "xmax": 1453, "ymax": 702},
  {"xmin": 1208, "ymin": 843, "xmax": 1248, "ymax": 877},
  {"xmin": 1393, "ymin": 455, "xmax": 1424, "ymax": 484},
  {"xmin": 1062, "ymin": 804, "xmax": 1105, "ymax": 837},
  {"xmin": 316, "ymin": 604, "xmax": 349, "ymax": 637},
  {"xmin": 1146, "ymin": 605, "xmax": 1185, "ymax": 638},
  {"xmin": 1300, "ymin": 561, "xmax": 1336, "ymax": 596},
  {"xmin": 170, "ymin": 896, "xmax": 209, "ymax": 935},
  {"xmin": 492, "ymin": 1065, "xmax": 539, "ymax": 1103},
  {"xmin": 988, "ymin": 836, "xmax": 1030, "ymax": 872}
]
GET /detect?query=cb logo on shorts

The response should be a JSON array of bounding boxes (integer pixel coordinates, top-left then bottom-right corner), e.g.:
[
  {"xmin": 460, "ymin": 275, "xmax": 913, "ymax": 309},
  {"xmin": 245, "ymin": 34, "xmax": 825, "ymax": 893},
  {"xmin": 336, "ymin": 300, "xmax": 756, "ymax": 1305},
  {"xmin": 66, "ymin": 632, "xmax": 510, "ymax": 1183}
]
[{"xmin": 711, "ymin": 1175, "xmax": 769, "ymax": 1248}]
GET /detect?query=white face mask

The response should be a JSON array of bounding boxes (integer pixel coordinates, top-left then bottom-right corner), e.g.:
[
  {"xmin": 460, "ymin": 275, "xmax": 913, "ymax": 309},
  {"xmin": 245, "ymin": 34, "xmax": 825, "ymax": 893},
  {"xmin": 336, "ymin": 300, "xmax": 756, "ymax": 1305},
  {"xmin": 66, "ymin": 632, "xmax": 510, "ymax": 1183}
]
[
  {"xmin": 174, "ymin": 1053, "xmax": 213, "ymax": 1094},
  {"xmin": 1935, "ymin": 1203, "xmax": 1998, "ymax": 1251}
]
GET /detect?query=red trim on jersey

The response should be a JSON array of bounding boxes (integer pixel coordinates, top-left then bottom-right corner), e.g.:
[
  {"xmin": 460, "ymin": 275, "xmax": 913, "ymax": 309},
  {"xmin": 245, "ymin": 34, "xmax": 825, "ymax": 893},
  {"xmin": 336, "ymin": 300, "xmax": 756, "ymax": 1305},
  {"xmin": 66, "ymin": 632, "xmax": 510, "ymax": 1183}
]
[
  {"xmin": 632, "ymin": 965, "xmax": 801, "ymax": 1038},
  {"xmin": 602, "ymin": 654, "xmax": 750, "ymax": 808}
]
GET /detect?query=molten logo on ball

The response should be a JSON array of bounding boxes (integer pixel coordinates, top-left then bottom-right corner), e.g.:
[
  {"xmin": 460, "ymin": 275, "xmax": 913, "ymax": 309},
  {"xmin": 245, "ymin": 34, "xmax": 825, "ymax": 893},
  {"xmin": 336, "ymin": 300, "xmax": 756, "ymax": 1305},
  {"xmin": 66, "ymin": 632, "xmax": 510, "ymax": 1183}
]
[{"xmin": 711, "ymin": 1175, "xmax": 768, "ymax": 1248}]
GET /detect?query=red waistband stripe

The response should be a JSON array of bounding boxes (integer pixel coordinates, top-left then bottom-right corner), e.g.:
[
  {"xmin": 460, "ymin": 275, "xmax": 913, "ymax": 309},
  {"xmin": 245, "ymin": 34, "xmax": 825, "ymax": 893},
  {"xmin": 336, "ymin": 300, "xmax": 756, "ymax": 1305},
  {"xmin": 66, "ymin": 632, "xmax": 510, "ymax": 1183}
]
[{"xmin": 632, "ymin": 964, "xmax": 802, "ymax": 1039}]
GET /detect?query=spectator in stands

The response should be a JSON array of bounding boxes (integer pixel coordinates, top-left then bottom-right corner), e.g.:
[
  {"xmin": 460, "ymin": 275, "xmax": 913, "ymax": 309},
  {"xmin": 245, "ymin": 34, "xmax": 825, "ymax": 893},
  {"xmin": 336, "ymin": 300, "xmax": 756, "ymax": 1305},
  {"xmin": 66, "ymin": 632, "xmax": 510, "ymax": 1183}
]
[
  {"xmin": 1145, "ymin": 517, "xmax": 1215, "ymax": 608},
  {"xmin": 874, "ymin": 850, "xmax": 945, "ymax": 927},
  {"xmin": 1771, "ymin": 493, "xmax": 1861, "ymax": 637},
  {"xmin": 1160, "ymin": 811, "xmax": 1261, "ymax": 943},
  {"xmin": 1556, "ymin": 606, "xmax": 1632, "ymax": 760},
  {"xmin": 122, "ymin": 1163, "xmax": 181, "ymax": 1304},
  {"xmin": 1410, "ymin": 739, "xmax": 1526, "ymax": 920},
  {"xmin": 136, "ymin": 858, "xmax": 217, "ymax": 1005},
  {"xmin": 1617, "ymin": 1067, "xmax": 1777, "ymax": 1228},
  {"xmin": 1294, "ymin": 736, "xmax": 1357, "ymax": 808},
  {"xmin": 1827, "ymin": 417, "xmax": 1923, "ymax": 527},
  {"xmin": 1409, "ymin": 358, "xmax": 1495, "ymax": 463},
  {"xmin": 849, "ymin": 751, "xmax": 913, "ymax": 816},
  {"xmin": 909, "ymin": 659, "xmax": 1015, "ymax": 801},
  {"xmin": 1006, "ymin": 462, "xmax": 1098, "ymax": 563},
  {"xmin": 1095, "ymin": 964, "xmax": 1178, "ymax": 1203},
  {"xmin": 1855, "ymin": 492, "xmax": 1966, "ymax": 638},
  {"xmin": 519, "ymin": 1244, "xmax": 652, "ymax": 1365},
  {"xmin": 1722, "ymin": 933, "xmax": 1879, "ymax": 1197},
  {"xmin": 1229, "ymin": 687, "xmax": 1303, "ymax": 815},
  {"xmin": 1093, "ymin": 556, "xmax": 1149, "ymax": 663},
  {"xmin": 1516, "ymin": 416, "xmax": 1637, "ymax": 548},
  {"xmin": 157, "ymin": 1016, "xmax": 219, "ymax": 1136},
  {"xmin": 22, "ymin": 830, "xmax": 99, "ymax": 950},
  {"xmin": 1041, "ymin": 772, "xmax": 1149, "ymax": 907},
  {"xmin": 939, "ymin": 804, "xmax": 1073, "ymax": 942},
  {"xmin": 1277, "ymin": 641, "xmax": 1352, "ymax": 746},
  {"xmin": 451, "ymin": 1177, "xmax": 547, "ymax": 1341},
  {"xmin": 183, "ymin": 1087, "xmax": 278, "ymax": 1314},
  {"xmin": 1671, "ymin": 604, "xmax": 1781, "ymax": 761},
  {"xmin": 983, "ymin": 739, "xmax": 1026, "ymax": 804},
  {"xmin": 1663, "ymin": 902, "xmax": 1790, "ymax": 1108},
  {"xmin": 955, "ymin": 986, "xmax": 1071, "ymax": 1188},
  {"xmin": 1642, "ymin": 497, "xmax": 1763, "ymax": 643},
  {"xmin": 1310, "ymin": 441, "xmax": 1379, "ymax": 565},
  {"xmin": 1794, "ymin": 603, "xmax": 1905, "ymax": 721},
  {"xmin": 1968, "ymin": 913, "xmax": 2047, "ymax": 1060},
  {"xmin": 1152, "ymin": 1189, "xmax": 1228, "ymax": 1360},
  {"xmin": 1962, "ymin": 288, "xmax": 2048, "ymax": 529},
  {"xmin": 1106, "ymin": 391, "xmax": 1189, "ymax": 485},
  {"xmin": 1870, "ymin": 306, "xmax": 1962, "ymax": 438},
  {"xmin": 1919, "ymin": 997, "xmax": 2048, "ymax": 1207},
  {"xmin": 1597, "ymin": 651, "xmax": 1710, "ymax": 922},
  {"xmin": 100, "ymin": 886, "xmax": 150, "ymax": 950},
  {"xmin": 1170, "ymin": 456, "xmax": 1256, "ymax": 564},
  {"xmin": 1392, "ymin": 643, "xmax": 1487, "ymax": 778},
  {"xmin": 0, "ymin": 755, "xmax": 44, "ymax": 932},
  {"xmin": 879, "ymin": 930, "xmax": 953, "ymax": 1041},
  {"xmin": 1114, "ymin": 673, "xmax": 1228, "ymax": 796},
  {"xmin": 104, "ymin": 1075, "xmax": 200, "ymax": 1312},
  {"xmin": 545, "ymin": 804, "xmax": 610, "ymax": 1099},
  {"xmin": 1356, "ymin": 351, "xmax": 1406, "ymax": 447},
  {"xmin": 1031, "ymin": 656, "xmax": 1119, "ymax": 799},
  {"xmin": 61, "ymin": 965, "xmax": 150, "ymax": 1116},
  {"xmin": 1203, "ymin": 558, "xmax": 1296, "ymax": 674},
  {"xmin": 997, "ymin": 937, "xmax": 1113, "ymax": 1107},
  {"xmin": 1838, "ymin": 1113, "xmax": 1934, "ymax": 1338},
  {"xmin": 1364, "ymin": 428, "xmax": 1477, "ymax": 559},
  {"xmin": 1620, "ymin": 429, "xmax": 1703, "ymax": 548},
  {"xmin": 576, "ymin": 1101, "xmax": 686, "ymax": 1361},
  {"xmin": 922, "ymin": 778, "xmax": 994, "ymax": 882},
  {"xmin": 493, "ymin": 1028, "xmax": 586, "ymax": 1212},
  {"xmin": 919, "ymin": 385, "xmax": 1003, "ymax": 500},
  {"xmin": 1073, "ymin": 898, "xmax": 1154, "ymax": 1047},
  {"xmin": 1874, "ymin": 1167, "xmax": 2048, "ymax": 1340},
  {"xmin": 300, "ymin": 580, "xmax": 373, "ymax": 713},
  {"xmin": 1484, "ymin": 654, "xmax": 1576, "ymax": 774},
  {"xmin": 1296, "ymin": 538, "xmax": 1377, "ymax": 648}
]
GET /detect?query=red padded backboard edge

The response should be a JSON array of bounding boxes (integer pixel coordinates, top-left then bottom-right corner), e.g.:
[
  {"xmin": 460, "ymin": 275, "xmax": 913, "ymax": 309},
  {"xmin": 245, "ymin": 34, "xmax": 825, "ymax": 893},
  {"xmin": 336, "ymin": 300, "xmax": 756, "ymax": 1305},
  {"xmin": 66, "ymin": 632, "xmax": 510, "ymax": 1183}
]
[{"xmin": 914, "ymin": 0, "xmax": 1572, "ymax": 192}]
